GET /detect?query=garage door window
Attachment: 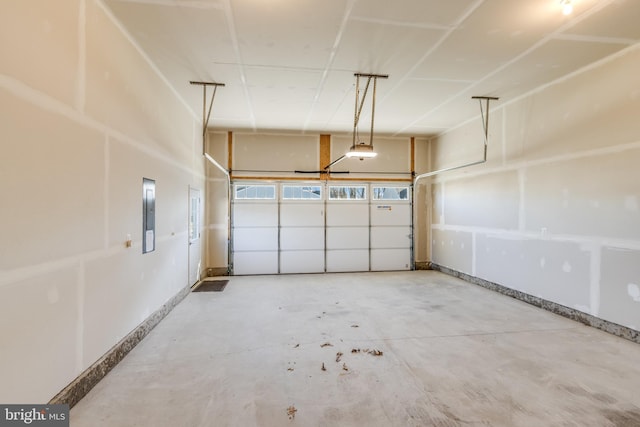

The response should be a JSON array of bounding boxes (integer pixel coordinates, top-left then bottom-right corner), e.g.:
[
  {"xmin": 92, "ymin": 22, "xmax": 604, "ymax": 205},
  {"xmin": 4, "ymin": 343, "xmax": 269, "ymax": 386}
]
[
  {"xmin": 372, "ymin": 186, "xmax": 410, "ymax": 201},
  {"xmin": 234, "ymin": 184, "xmax": 276, "ymax": 200},
  {"xmin": 328, "ymin": 185, "xmax": 367, "ymax": 200},
  {"xmin": 282, "ymin": 185, "xmax": 322, "ymax": 200}
]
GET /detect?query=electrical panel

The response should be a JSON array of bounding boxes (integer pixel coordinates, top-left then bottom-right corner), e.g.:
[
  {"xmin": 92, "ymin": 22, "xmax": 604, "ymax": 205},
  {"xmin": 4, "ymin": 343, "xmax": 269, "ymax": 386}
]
[{"xmin": 142, "ymin": 178, "xmax": 156, "ymax": 254}]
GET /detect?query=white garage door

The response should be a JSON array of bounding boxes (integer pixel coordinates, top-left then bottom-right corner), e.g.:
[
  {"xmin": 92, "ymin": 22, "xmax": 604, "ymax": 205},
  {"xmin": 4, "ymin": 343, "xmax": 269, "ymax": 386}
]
[{"xmin": 231, "ymin": 182, "xmax": 412, "ymax": 275}]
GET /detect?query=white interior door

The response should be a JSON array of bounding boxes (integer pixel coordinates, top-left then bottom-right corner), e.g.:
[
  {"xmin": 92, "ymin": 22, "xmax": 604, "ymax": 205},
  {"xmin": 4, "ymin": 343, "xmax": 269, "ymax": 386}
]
[{"xmin": 188, "ymin": 187, "xmax": 202, "ymax": 285}]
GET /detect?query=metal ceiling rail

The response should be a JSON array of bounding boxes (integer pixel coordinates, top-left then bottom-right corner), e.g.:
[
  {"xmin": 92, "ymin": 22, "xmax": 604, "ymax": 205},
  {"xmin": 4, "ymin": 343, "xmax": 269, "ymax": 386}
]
[{"xmin": 413, "ymin": 96, "xmax": 499, "ymax": 186}]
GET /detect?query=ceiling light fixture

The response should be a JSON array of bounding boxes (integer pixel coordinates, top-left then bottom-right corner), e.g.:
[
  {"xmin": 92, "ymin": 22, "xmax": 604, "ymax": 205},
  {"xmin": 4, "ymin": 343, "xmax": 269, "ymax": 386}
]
[
  {"xmin": 345, "ymin": 142, "xmax": 377, "ymax": 158},
  {"xmin": 560, "ymin": 0, "xmax": 573, "ymax": 15},
  {"xmin": 347, "ymin": 72, "xmax": 388, "ymax": 160}
]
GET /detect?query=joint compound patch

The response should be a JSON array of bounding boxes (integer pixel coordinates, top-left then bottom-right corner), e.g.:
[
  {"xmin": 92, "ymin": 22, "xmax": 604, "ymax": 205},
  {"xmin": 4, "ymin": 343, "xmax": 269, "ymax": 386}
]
[{"xmin": 628, "ymin": 284, "xmax": 640, "ymax": 302}]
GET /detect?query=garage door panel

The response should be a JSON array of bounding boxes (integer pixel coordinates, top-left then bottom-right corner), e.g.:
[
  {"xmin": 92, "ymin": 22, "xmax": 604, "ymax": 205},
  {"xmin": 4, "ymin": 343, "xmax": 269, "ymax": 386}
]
[
  {"xmin": 280, "ymin": 250, "xmax": 324, "ymax": 274},
  {"xmin": 233, "ymin": 228, "xmax": 278, "ymax": 251},
  {"xmin": 370, "ymin": 204, "xmax": 411, "ymax": 226},
  {"xmin": 234, "ymin": 203, "xmax": 278, "ymax": 227},
  {"xmin": 371, "ymin": 227, "xmax": 411, "ymax": 249},
  {"xmin": 326, "ymin": 227, "xmax": 368, "ymax": 250},
  {"xmin": 326, "ymin": 204, "xmax": 369, "ymax": 226},
  {"xmin": 281, "ymin": 227, "xmax": 324, "ymax": 250},
  {"xmin": 281, "ymin": 204, "xmax": 324, "ymax": 227},
  {"xmin": 371, "ymin": 249, "xmax": 411, "ymax": 271},
  {"xmin": 234, "ymin": 252, "xmax": 279, "ymax": 275},
  {"xmin": 326, "ymin": 250, "xmax": 369, "ymax": 272}
]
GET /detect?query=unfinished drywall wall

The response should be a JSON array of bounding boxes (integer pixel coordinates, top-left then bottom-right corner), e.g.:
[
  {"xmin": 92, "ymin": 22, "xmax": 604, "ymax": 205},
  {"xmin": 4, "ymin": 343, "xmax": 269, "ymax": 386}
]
[
  {"xmin": 429, "ymin": 44, "xmax": 640, "ymax": 332},
  {"xmin": 0, "ymin": 0, "xmax": 204, "ymax": 403}
]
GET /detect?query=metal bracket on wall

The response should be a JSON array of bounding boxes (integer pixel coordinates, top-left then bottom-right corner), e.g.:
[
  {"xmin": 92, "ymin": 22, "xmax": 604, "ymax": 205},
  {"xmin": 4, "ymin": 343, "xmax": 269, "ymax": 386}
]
[{"xmin": 413, "ymin": 96, "xmax": 499, "ymax": 184}]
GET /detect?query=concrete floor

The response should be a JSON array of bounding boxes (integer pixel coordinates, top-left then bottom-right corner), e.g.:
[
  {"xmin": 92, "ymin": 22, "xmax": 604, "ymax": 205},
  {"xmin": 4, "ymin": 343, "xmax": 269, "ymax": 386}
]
[{"xmin": 71, "ymin": 271, "xmax": 640, "ymax": 426}]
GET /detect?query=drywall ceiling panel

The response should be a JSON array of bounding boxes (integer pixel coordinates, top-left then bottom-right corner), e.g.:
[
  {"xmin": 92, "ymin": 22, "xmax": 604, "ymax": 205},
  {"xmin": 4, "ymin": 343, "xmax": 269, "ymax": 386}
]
[
  {"xmin": 483, "ymin": 39, "xmax": 628, "ymax": 101},
  {"xmin": 103, "ymin": 0, "xmax": 639, "ymax": 135},
  {"xmin": 244, "ymin": 67, "xmax": 321, "ymax": 130},
  {"xmin": 232, "ymin": 0, "xmax": 346, "ymax": 69},
  {"xmin": 350, "ymin": 0, "xmax": 476, "ymax": 26},
  {"xmin": 244, "ymin": 67, "xmax": 321, "ymax": 100},
  {"xmin": 105, "ymin": 1, "xmax": 234, "ymax": 62},
  {"xmin": 411, "ymin": 0, "xmax": 572, "ymax": 82},
  {"xmin": 563, "ymin": 0, "xmax": 640, "ymax": 41},
  {"xmin": 376, "ymin": 79, "xmax": 470, "ymax": 131},
  {"xmin": 332, "ymin": 20, "xmax": 445, "ymax": 77},
  {"xmin": 303, "ymin": 69, "xmax": 356, "ymax": 132}
]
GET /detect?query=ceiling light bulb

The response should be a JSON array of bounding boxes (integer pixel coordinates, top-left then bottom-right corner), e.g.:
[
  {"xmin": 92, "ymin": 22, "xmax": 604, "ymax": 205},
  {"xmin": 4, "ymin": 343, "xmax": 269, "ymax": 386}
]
[{"xmin": 561, "ymin": 0, "xmax": 573, "ymax": 15}]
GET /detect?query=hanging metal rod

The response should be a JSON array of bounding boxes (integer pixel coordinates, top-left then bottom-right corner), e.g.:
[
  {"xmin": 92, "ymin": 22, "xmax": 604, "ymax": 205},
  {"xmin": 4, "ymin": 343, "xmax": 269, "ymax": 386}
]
[
  {"xmin": 352, "ymin": 73, "xmax": 389, "ymax": 147},
  {"xmin": 413, "ymin": 96, "xmax": 499, "ymax": 183},
  {"xmin": 324, "ymin": 154, "xmax": 347, "ymax": 171},
  {"xmin": 190, "ymin": 81, "xmax": 226, "ymax": 148},
  {"xmin": 189, "ymin": 80, "xmax": 229, "ymax": 181},
  {"xmin": 472, "ymin": 96, "xmax": 499, "ymax": 151}
]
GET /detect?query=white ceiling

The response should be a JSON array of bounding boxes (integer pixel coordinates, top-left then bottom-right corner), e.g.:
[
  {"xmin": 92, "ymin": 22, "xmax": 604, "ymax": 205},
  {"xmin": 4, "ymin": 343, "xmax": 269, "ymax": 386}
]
[{"xmin": 104, "ymin": 0, "xmax": 640, "ymax": 137}]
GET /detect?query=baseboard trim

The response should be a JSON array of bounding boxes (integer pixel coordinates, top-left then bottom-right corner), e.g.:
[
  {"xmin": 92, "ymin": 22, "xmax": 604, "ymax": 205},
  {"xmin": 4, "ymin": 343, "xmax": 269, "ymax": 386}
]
[
  {"xmin": 430, "ymin": 263, "xmax": 640, "ymax": 345},
  {"xmin": 49, "ymin": 284, "xmax": 192, "ymax": 408}
]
